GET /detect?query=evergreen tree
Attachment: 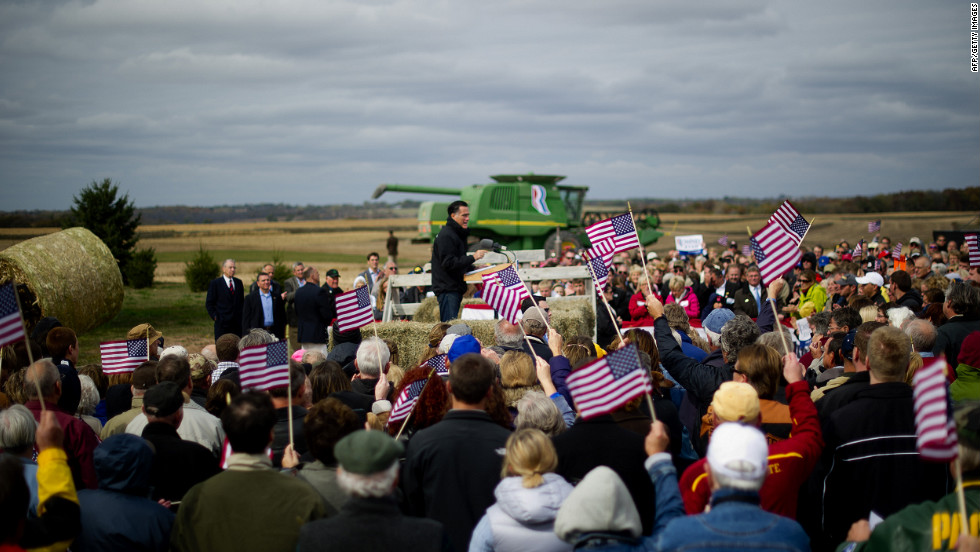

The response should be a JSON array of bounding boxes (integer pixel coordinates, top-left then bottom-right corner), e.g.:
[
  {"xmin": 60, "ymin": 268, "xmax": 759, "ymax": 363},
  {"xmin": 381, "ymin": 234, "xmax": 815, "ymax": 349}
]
[{"xmin": 66, "ymin": 178, "xmax": 142, "ymax": 282}]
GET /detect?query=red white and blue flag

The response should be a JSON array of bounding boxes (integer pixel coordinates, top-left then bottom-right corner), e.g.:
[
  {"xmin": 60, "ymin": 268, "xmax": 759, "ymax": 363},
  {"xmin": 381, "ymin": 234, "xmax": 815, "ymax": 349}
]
[
  {"xmin": 913, "ymin": 358, "xmax": 958, "ymax": 462},
  {"xmin": 482, "ymin": 265, "xmax": 531, "ymax": 324},
  {"xmin": 868, "ymin": 220, "xmax": 882, "ymax": 233},
  {"xmin": 851, "ymin": 240, "xmax": 864, "ymax": 259},
  {"xmin": 586, "ymin": 214, "xmax": 641, "ymax": 254},
  {"xmin": 530, "ymin": 184, "xmax": 551, "ymax": 216},
  {"xmin": 100, "ymin": 339, "xmax": 148, "ymax": 374},
  {"xmin": 718, "ymin": 234, "xmax": 728, "ymax": 246},
  {"xmin": 892, "ymin": 243, "xmax": 903, "ymax": 260},
  {"xmin": 239, "ymin": 340, "xmax": 290, "ymax": 391},
  {"xmin": 336, "ymin": 287, "xmax": 375, "ymax": 332},
  {"xmin": 565, "ymin": 344, "xmax": 651, "ymax": 420},
  {"xmin": 768, "ymin": 201, "xmax": 810, "ymax": 245},
  {"xmin": 751, "ymin": 220, "xmax": 802, "ymax": 285},
  {"xmin": 965, "ymin": 233, "xmax": 980, "ymax": 268},
  {"xmin": 741, "ymin": 244, "xmax": 751, "ymax": 257},
  {"xmin": 0, "ymin": 283, "xmax": 26, "ymax": 349},
  {"xmin": 387, "ymin": 377, "xmax": 430, "ymax": 425},
  {"xmin": 424, "ymin": 353, "xmax": 449, "ymax": 376},
  {"xmin": 586, "ymin": 254, "xmax": 611, "ymax": 295}
]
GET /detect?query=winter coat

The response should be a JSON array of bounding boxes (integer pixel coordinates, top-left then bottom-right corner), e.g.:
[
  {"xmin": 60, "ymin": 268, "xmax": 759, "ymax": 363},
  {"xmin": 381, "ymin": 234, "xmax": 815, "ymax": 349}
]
[{"xmin": 469, "ymin": 474, "xmax": 574, "ymax": 552}]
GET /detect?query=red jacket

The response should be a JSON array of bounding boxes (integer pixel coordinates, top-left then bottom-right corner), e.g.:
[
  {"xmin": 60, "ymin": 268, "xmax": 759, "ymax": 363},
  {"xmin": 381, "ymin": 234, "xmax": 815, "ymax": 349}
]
[
  {"xmin": 678, "ymin": 380, "xmax": 823, "ymax": 519},
  {"xmin": 25, "ymin": 400, "xmax": 100, "ymax": 490}
]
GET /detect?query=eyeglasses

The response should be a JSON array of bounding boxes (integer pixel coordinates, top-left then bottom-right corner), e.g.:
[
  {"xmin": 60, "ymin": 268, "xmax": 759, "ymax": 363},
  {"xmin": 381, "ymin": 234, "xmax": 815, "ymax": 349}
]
[{"xmin": 798, "ymin": 279, "xmax": 811, "ymax": 284}]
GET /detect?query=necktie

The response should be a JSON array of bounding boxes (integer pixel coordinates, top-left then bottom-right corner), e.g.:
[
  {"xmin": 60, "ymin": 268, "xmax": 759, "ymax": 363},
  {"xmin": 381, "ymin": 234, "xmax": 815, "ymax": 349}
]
[
  {"xmin": 228, "ymin": 280, "xmax": 234, "ymax": 294},
  {"xmin": 753, "ymin": 286, "xmax": 761, "ymax": 312}
]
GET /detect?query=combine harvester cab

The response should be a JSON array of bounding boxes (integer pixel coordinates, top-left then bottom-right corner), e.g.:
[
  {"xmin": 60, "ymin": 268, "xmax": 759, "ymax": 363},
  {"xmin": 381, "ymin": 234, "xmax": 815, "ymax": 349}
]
[{"xmin": 372, "ymin": 173, "xmax": 662, "ymax": 255}]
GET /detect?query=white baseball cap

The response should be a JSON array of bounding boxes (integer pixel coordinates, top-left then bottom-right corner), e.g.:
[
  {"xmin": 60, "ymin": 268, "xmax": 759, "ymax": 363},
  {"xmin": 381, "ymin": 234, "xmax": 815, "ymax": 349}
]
[
  {"xmin": 706, "ymin": 423, "xmax": 768, "ymax": 484},
  {"xmin": 855, "ymin": 272, "xmax": 884, "ymax": 287}
]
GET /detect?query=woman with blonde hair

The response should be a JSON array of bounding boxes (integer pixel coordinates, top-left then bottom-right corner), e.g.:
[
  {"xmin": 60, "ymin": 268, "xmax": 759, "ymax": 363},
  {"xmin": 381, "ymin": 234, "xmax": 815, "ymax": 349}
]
[{"xmin": 469, "ymin": 428, "xmax": 573, "ymax": 552}]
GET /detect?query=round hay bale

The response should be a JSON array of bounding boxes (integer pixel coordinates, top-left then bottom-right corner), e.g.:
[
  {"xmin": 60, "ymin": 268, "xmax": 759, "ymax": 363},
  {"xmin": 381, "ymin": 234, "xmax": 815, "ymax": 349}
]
[
  {"xmin": 0, "ymin": 227, "xmax": 124, "ymax": 335},
  {"xmin": 549, "ymin": 296, "xmax": 595, "ymax": 339}
]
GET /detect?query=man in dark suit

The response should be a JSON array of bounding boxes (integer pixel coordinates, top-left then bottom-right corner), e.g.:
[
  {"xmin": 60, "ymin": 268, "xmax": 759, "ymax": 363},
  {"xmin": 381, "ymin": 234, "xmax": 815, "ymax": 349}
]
[
  {"xmin": 205, "ymin": 259, "xmax": 245, "ymax": 340},
  {"xmin": 248, "ymin": 263, "xmax": 284, "ymax": 297},
  {"xmin": 732, "ymin": 265, "xmax": 773, "ymax": 318},
  {"xmin": 242, "ymin": 272, "xmax": 287, "ymax": 339},
  {"xmin": 295, "ymin": 266, "xmax": 336, "ymax": 355}
]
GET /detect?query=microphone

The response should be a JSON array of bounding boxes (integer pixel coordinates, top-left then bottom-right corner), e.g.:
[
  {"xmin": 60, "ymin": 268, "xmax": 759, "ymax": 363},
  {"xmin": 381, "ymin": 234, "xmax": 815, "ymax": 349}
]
[{"xmin": 477, "ymin": 238, "xmax": 505, "ymax": 252}]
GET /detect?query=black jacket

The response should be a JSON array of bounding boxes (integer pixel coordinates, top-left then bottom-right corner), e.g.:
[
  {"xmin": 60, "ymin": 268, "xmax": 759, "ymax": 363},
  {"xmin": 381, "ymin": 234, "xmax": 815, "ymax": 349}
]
[
  {"xmin": 294, "ymin": 283, "xmax": 336, "ymax": 344},
  {"xmin": 894, "ymin": 288, "xmax": 923, "ymax": 313},
  {"xmin": 299, "ymin": 496, "xmax": 450, "ymax": 552},
  {"xmin": 816, "ymin": 382, "xmax": 950, "ymax": 545},
  {"xmin": 141, "ymin": 422, "xmax": 220, "ymax": 502},
  {"xmin": 401, "ymin": 410, "xmax": 511, "ymax": 552},
  {"xmin": 430, "ymin": 218, "xmax": 475, "ymax": 295},
  {"xmin": 553, "ymin": 414, "xmax": 657, "ymax": 536},
  {"xmin": 242, "ymin": 289, "xmax": 287, "ymax": 339},
  {"xmin": 205, "ymin": 276, "xmax": 245, "ymax": 336},
  {"xmin": 271, "ymin": 405, "xmax": 308, "ymax": 468},
  {"xmin": 934, "ymin": 313, "xmax": 980, "ymax": 366}
]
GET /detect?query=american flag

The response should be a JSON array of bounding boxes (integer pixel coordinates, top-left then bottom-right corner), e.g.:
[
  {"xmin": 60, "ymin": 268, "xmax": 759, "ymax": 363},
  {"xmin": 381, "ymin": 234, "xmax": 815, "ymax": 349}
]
[
  {"xmin": 741, "ymin": 244, "xmax": 751, "ymax": 257},
  {"xmin": 482, "ymin": 265, "xmax": 531, "ymax": 324},
  {"xmin": 965, "ymin": 233, "xmax": 980, "ymax": 267},
  {"xmin": 868, "ymin": 220, "xmax": 882, "ymax": 233},
  {"xmin": 585, "ymin": 214, "xmax": 641, "ymax": 254},
  {"xmin": 0, "ymin": 283, "xmax": 26, "ymax": 349},
  {"xmin": 750, "ymin": 220, "xmax": 802, "ymax": 285},
  {"xmin": 387, "ymin": 377, "xmax": 430, "ymax": 425},
  {"xmin": 239, "ymin": 340, "xmax": 290, "ymax": 391},
  {"xmin": 768, "ymin": 201, "xmax": 810, "ymax": 245},
  {"xmin": 718, "ymin": 235, "xmax": 728, "ymax": 246},
  {"xmin": 586, "ymin": 254, "xmax": 611, "ymax": 295},
  {"xmin": 588, "ymin": 239, "xmax": 616, "ymax": 267},
  {"xmin": 565, "ymin": 344, "xmax": 652, "ymax": 420},
  {"xmin": 913, "ymin": 358, "xmax": 958, "ymax": 462},
  {"xmin": 891, "ymin": 242, "xmax": 903, "ymax": 260},
  {"xmin": 336, "ymin": 287, "xmax": 375, "ymax": 332},
  {"xmin": 852, "ymin": 240, "xmax": 864, "ymax": 259},
  {"xmin": 100, "ymin": 339, "xmax": 148, "ymax": 374},
  {"xmin": 424, "ymin": 353, "xmax": 449, "ymax": 376}
]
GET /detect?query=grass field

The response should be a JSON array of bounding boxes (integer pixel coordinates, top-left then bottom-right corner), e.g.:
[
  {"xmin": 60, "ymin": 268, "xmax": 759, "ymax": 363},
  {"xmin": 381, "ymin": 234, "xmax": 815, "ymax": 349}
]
[{"xmin": 5, "ymin": 210, "xmax": 977, "ymax": 365}]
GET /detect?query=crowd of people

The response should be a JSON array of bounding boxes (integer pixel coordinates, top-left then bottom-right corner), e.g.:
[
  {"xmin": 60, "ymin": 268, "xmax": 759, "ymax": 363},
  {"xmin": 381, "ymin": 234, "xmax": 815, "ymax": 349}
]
[{"xmin": 1, "ymin": 228, "xmax": 980, "ymax": 551}]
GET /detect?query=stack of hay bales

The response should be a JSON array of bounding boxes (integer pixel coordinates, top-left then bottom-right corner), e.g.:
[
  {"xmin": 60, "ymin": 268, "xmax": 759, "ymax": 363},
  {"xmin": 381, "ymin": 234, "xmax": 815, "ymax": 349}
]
[
  {"xmin": 0, "ymin": 228, "xmax": 123, "ymax": 335},
  {"xmin": 348, "ymin": 295, "xmax": 596, "ymax": 368}
]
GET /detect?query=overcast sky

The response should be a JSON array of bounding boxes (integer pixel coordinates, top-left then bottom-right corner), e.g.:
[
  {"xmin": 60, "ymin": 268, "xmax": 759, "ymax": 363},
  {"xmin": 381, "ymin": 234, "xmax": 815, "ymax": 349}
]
[{"xmin": 1, "ymin": 0, "xmax": 977, "ymax": 211}]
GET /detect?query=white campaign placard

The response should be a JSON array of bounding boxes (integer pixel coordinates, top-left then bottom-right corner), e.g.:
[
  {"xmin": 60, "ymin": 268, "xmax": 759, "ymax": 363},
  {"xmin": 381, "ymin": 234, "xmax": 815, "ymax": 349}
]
[{"xmin": 675, "ymin": 234, "xmax": 705, "ymax": 255}]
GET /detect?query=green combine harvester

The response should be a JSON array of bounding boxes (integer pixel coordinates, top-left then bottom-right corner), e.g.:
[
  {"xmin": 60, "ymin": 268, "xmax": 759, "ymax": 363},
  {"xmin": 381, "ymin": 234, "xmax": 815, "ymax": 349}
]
[{"xmin": 372, "ymin": 173, "xmax": 663, "ymax": 254}]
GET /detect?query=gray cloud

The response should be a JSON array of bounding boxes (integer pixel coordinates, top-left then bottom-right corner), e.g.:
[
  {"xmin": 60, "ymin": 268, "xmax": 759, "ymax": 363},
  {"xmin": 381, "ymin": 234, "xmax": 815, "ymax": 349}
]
[{"xmin": 0, "ymin": 0, "xmax": 976, "ymax": 210}]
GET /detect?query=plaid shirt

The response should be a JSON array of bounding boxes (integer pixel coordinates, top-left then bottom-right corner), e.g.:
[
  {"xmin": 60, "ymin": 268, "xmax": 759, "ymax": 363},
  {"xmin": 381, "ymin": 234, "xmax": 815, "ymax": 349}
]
[{"xmin": 212, "ymin": 361, "xmax": 239, "ymax": 381}]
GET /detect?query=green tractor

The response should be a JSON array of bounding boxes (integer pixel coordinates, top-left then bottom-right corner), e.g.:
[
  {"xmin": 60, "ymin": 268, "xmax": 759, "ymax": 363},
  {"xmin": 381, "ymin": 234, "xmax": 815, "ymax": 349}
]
[{"xmin": 371, "ymin": 173, "xmax": 663, "ymax": 255}]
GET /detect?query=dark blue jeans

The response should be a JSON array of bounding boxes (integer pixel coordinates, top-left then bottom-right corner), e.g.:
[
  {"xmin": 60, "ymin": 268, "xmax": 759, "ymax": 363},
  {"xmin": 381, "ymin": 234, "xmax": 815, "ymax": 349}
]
[{"xmin": 438, "ymin": 291, "xmax": 462, "ymax": 322}]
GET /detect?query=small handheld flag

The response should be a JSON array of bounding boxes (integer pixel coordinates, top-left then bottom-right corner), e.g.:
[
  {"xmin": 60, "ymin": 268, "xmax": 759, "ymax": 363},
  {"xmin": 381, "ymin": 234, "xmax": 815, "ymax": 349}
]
[
  {"xmin": 965, "ymin": 234, "xmax": 980, "ymax": 268},
  {"xmin": 239, "ymin": 341, "xmax": 290, "ymax": 391},
  {"xmin": 100, "ymin": 339, "xmax": 148, "ymax": 374},
  {"xmin": 751, "ymin": 221, "xmax": 803, "ymax": 285},
  {"xmin": 868, "ymin": 220, "xmax": 882, "ymax": 233},
  {"xmin": 585, "ymin": 214, "xmax": 641, "ymax": 254},
  {"xmin": 565, "ymin": 344, "xmax": 652, "ymax": 420},
  {"xmin": 913, "ymin": 358, "xmax": 958, "ymax": 462},
  {"xmin": 768, "ymin": 201, "xmax": 810, "ymax": 245},
  {"xmin": 0, "ymin": 283, "xmax": 26, "ymax": 349},
  {"xmin": 388, "ymin": 377, "xmax": 430, "ymax": 425},
  {"xmin": 481, "ymin": 265, "xmax": 531, "ymax": 324},
  {"xmin": 336, "ymin": 287, "xmax": 375, "ymax": 332}
]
